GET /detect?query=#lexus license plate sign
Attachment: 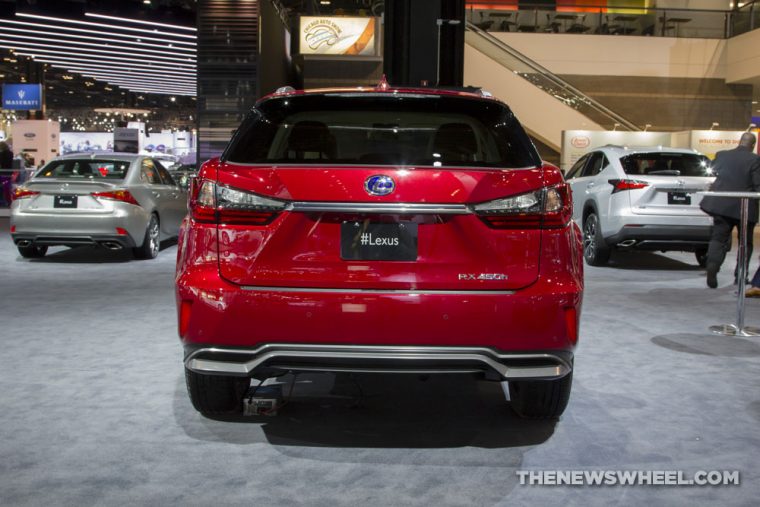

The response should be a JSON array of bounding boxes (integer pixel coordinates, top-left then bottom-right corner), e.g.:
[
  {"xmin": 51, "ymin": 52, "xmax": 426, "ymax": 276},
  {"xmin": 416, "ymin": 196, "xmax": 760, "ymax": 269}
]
[
  {"xmin": 341, "ymin": 222, "xmax": 418, "ymax": 261},
  {"xmin": 54, "ymin": 195, "xmax": 78, "ymax": 208},
  {"xmin": 667, "ymin": 192, "xmax": 691, "ymax": 205}
]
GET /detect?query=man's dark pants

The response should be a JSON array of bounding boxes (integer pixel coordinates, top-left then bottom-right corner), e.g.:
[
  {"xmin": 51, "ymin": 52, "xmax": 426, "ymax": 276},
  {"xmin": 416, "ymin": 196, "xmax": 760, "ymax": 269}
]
[{"xmin": 706, "ymin": 215, "xmax": 756, "ymax": 277}]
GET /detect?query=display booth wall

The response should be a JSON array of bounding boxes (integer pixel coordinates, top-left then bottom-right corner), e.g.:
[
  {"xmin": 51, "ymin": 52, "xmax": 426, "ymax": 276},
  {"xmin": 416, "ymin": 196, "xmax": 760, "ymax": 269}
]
[{"xmin": 561, "ymin": 129, "xmax": 760, "ymax": 170}]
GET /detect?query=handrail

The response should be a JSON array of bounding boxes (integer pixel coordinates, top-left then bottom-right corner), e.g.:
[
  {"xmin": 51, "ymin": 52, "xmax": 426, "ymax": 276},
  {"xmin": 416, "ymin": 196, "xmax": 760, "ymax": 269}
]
[
  {"xmin": 480, "ymin": 2, "xmax": 733, "ymax": 15},
  {"xmin": 465, "ymin": 21, "xmax": 640, "ymax": 131},
  {"xmin": 467, "ymin": 3, "xmax": 752, "ymax": 39}
]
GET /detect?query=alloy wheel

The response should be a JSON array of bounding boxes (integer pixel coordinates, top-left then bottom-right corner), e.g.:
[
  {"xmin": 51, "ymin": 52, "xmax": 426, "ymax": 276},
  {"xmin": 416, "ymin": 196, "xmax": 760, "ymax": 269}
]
[
  {"xmin": 583, "ymin": 217, "xmax": 596, "ymax": 260},
  {"xmin": 149, "ymin": 217, "xmax": 160, "ymax": 257}
]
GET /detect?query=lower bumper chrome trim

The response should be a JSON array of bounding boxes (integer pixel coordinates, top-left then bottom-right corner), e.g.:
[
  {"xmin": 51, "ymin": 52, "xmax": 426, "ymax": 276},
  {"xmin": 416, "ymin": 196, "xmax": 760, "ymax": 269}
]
[{"xmin": 185, "ymin": 344, "xmax": 572, "ymax": 380}]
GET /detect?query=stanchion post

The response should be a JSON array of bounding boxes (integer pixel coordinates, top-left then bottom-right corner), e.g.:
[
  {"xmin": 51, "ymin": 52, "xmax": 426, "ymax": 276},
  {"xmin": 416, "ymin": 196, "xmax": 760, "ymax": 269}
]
[
  {"xmin": 700, "ymin": 191, "xmax": 760, "ymax": 337},
  {"xmin": 736, "ymin": 197, "xmax": 749, "ymax": 331}
]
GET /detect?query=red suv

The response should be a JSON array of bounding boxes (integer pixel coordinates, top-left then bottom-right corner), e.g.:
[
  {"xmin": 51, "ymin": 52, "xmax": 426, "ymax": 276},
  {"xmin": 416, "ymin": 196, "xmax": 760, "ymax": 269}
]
[{"xmin": 176, "ymin": 85, "xmax": 583, "ymax": 419}]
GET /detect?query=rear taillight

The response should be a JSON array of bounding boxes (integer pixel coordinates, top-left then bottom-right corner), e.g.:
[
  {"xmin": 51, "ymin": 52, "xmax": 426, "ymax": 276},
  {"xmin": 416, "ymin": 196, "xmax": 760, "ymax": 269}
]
[
  {"xmin": 609, "ymin": 179, "xmax": 649, "ymax": 193},
  {"xmin": 92, "ymin": 190, "xmax": 141, "ymax": 206},
  {"xmin": 189, "ymin": 179, "xmax": 288, "ymax": 225},
  {"xmin": 472, "ymin": 184, "xmax": 572, "ymax": 229},
  {"xmin": 11, "ymin": 187, "xmax": 40, "ymax": 201}
]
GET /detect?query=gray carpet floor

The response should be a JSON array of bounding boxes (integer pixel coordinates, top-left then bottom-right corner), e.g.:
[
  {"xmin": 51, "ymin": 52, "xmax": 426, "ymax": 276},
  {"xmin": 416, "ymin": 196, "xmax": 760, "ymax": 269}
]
[{"xmin": 1, "ymin": 217, "xmax": 759, "ymax": 506}]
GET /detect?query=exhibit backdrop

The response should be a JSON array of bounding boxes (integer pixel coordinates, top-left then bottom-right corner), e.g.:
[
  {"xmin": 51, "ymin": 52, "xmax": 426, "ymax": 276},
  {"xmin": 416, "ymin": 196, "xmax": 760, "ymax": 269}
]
[
  {"xmin": 60, "ymin": 132, "xmax": 113, "ymax": 154},
  {"xmin": 561, "ymin": 129, "xmax": 753, "ymax": 171},
  {"xmin": 59, "ymin": 131, "xmax": 196, "ymax": 163},
  {"xmin": 561, "ymin": 131, "xmax": 671, "ymax": 170},
  {"xmin": 10, "ymin": 120, "xmax": 60, "ymax": 165}
]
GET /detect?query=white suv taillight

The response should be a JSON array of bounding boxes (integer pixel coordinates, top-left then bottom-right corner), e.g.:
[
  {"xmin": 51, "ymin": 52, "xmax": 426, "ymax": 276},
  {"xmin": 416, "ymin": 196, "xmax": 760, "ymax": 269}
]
[
  {"xmin": 608, "ymin": 179, "xmax": 649, "ymax": 193},
  {"xmin": 471, "ymin": 184, "xmax": 572, "ymax": 229},
  {"xmin": 189, "ymin": 179, "xmax": 289, "ymax": 225}
]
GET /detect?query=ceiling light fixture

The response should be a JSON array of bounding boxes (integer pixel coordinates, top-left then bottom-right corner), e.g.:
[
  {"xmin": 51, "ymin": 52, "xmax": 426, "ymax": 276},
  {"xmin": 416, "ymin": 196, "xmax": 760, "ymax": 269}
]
[
  {"xmin": 76, "ymin": 73, "xmax": 195, "ymax": 89},
  {"xmin": 122, "ymin": 88, "xmax": 195, "ymax": 97},
  {"xmin": 16, "ymin": 13, "xmax": 197, "ymax": 40},
  {"xmin": 0, "ymin": 24, "xmax": 195, "ymax": 53},
  {"xmin": 1, "ymin": 41, "xmax": 195, "ymax": 64},
  {"xmin": 0, "ymin": 18, "xmax": 195, "ymax": 47},
  {"xmin": 66, "ymin": 68, "xmax": 196, "ymax": 84},
  {"xmin": 39, "ymin": 59, "xmax": 196, "ymax": 77},
  {"xmin": 87, "ymin": 77, "xmax": 196, "ymax": 89},
  {"xmin": 12, "ymin": 49, "xmax": 196, "ymax": 68},
  {"xmin": 0, "ymin": 32, "xmax": 195, "ymax": 58},
  {"xmin": 85, "ymin": 13, "xmax": 196, "ymax": 32}
]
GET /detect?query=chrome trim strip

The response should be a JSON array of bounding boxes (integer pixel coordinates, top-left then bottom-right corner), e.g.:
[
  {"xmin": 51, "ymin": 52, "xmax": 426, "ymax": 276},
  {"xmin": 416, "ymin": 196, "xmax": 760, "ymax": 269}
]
[
  {"xmin": 240, "ymin": 286, "xmax": 516, "ymax": 295},
  {"xmin": 290, "ymin": 202, "xmax": 471, "ymax": 215},
  {"xmin": 185, "ymin": 344, "xmax": 571, "ymax": 380}
]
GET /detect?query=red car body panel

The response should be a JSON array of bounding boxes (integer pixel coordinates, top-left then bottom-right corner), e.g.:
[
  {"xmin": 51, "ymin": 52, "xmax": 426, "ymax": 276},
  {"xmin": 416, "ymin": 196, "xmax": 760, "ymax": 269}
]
[
  {"xmin": 216, "ymin": 163, "xmax": 546, "ymax": 290},
  {"xmin": 176, "ymin": 217, "xmax": 582, "ymax": 350}
]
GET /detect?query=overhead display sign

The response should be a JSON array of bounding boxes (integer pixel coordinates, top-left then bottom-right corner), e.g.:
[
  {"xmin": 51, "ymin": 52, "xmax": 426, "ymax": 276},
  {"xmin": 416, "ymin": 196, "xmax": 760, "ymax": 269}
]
[
  {"xmin": 2, "ymin": 83, "xmax": 43, "ymax": 111},
  {"xmin": 299, "ymin": 16, "xmax": 377, "ymax": 56},
  {"xmin": 114, "ymin": 128, "xmax": 140, "ymax": 154}
]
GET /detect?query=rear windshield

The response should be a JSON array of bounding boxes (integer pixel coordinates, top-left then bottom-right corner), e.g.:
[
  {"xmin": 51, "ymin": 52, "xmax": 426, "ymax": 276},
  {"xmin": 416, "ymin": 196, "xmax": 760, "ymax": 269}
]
[
  {"xmin": 36, "ymin": 159, "xmax": 131, "ymax": 180},
  {"xmin": 223, "ymin": 93, "xmax": 541, "ymax": 168},
  {"xmin": 620, "ymin": 153, "xmax": 713, "ymax": 177}
]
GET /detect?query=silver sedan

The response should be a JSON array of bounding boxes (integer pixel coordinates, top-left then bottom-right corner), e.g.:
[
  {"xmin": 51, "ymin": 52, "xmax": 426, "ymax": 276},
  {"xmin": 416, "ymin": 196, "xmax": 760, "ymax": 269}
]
[{"xmin": 10, "ymin": 153, "xmax": 187, "ymax": 259}]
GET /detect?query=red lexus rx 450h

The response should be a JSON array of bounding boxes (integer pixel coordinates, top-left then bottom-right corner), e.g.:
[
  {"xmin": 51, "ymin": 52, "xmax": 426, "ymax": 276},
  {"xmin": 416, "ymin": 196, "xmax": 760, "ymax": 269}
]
[{"xmin": 176, "ymin": 86, "xmax": 584, "ymax": 419}]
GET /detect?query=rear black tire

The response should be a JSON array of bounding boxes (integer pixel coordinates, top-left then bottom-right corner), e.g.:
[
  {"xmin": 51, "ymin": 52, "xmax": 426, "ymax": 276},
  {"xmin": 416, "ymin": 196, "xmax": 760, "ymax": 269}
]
[
  {"xmin": 695, "ymin": 248, "xmax": 708, "ymax": 268},
  {"xmin": 509, "ymin": 371, "xmax": 573, "ymax": 419},
  {"xmin": 18, "ymin": 244, "xmax": 48, "ymax": 258},
  {"xmin": 133, "ymin": 214, "xmax": 160, "ymax": 260},
  {"xmin": 582, "ymin": 213, "xmax": 610, "ymax": 266},
  {"xmin": 185, "ymin": 368, "xmax": 250, "ymax": 416}
]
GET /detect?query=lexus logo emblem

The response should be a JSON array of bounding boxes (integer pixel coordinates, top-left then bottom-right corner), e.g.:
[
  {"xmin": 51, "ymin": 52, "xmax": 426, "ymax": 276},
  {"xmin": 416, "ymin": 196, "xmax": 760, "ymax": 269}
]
[{"xmin": 364, "ymin": 175, "xmax": 395, "ymax": 196}]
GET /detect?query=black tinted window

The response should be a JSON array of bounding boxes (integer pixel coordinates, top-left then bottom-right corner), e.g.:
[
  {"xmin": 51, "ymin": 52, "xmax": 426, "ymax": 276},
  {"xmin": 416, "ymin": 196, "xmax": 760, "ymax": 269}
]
[
  {"xmin": 36, "ymin": 160, "xmax": 130, "ymax": 180},
  {"xmin": 582, "ymin": 153, "xmax": 608, "ymax": 177},
  {"xmin": 565, "ymin": 155, "xmax": 588, "ymax": 179},
  {"xmin": 154, "ymin": 160, "xmax": 177, "ymax": 186},
  {"xmin": 224, "ymin": 94, "xmax": 541, "ymax": 168},
  {"xmin": 140, "ymin": 160, "xmax": 162, "ymax": 185},
  {"xmin": 621, "ymin": 153, "xmax": 712, "ymax": 177}
]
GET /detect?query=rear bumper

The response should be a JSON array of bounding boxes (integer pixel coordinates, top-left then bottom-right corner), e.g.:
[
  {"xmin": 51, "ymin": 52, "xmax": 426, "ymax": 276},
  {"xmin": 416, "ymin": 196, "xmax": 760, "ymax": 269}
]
[
  {"xmin": 184, "ymin": 343, "xmax": 573, "ymax": 380},
  {"xmin": 176, "ymin": 268, "xmax": 582, "ymax": 381},
  {"xmin": 10, "ymin": 205, "xmax": 149, "ymax": 247},
  {"xmin": 605, "ymin": 224, "xmax": 712, "ymax": 251},
  {"xmin": 11, "ymin": 232, "xmax": 136, "ymax": 249}
]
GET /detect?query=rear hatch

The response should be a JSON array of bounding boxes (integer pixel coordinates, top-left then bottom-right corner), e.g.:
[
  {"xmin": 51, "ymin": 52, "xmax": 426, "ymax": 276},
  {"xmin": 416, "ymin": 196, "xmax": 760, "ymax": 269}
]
[
  {"xmin": 208, "ymin": 92, "xmax": 551, "ymax": 291},
  {"xmin": 19, "ymin": 158, "xmax": 132, "ymax": 214},
  {"xmin": 620, "ymin": 152, "xmax": 714, "ymax": 216}
]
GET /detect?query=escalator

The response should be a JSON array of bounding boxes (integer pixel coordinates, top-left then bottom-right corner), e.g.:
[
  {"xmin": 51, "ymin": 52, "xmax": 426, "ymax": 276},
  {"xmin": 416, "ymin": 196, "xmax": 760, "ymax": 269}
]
[{"xmin": 464, "ymin": 22, "xmax": 640, "ymax": 151}]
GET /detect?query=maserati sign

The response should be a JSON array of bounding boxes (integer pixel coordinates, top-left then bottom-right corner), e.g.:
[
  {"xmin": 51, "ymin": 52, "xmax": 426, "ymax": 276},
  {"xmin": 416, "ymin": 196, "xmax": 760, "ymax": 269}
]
[{"xmin": 2, "ymin": 84, "xmax": 43, "ymax": 110}]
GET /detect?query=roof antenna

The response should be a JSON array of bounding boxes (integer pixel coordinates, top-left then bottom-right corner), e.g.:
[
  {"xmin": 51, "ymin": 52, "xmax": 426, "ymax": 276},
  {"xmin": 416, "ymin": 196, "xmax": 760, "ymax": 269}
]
[{"xmin": 376, "ymin": 74, "xmax": 390, "ymax": 91}]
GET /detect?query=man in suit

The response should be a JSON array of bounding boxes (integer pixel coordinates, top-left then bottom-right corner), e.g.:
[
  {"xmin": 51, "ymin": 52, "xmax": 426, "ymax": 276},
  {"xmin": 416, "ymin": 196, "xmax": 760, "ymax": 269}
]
[{"xmin": 700, "ymin": 133, "xmax": 760, "ymax": 288}]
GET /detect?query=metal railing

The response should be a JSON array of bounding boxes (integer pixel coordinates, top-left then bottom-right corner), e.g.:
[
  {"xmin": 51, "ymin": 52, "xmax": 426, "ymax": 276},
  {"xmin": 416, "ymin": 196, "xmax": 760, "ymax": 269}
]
[
  {"xmin": 465, "ymin": 21, "xmax": 640, "ymax": 131},
  {"xmin": 467, "ymin": 2, "xmax": 760, "ymax": 39},
  {"xmin": 732, "ymin": 0, "xmax": 760, "ymax": 37}
]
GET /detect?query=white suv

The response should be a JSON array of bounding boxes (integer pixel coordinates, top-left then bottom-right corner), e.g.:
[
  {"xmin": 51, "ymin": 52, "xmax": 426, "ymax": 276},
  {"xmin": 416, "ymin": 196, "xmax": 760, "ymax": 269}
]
[{"xmin": 565, "ymin": 145, "xmax": 714, "ymax": 266}]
